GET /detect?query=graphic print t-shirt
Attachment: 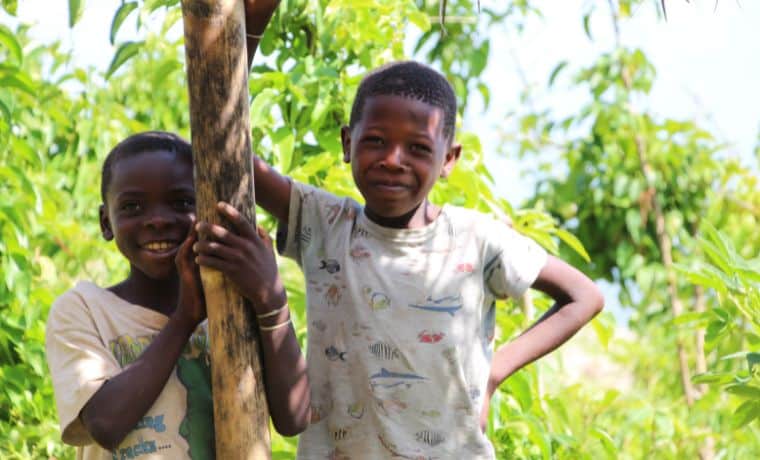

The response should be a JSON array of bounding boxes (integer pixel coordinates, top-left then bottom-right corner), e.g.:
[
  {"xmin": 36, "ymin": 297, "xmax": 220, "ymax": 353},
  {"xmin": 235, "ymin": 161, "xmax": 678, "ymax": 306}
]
[
  {"xmin": 281, "ymin": 182, "xmax": 548, "ymax": 460},
  {"xmin": 45, "ymin": 281, "xmax": 214, "ymax": 460}
]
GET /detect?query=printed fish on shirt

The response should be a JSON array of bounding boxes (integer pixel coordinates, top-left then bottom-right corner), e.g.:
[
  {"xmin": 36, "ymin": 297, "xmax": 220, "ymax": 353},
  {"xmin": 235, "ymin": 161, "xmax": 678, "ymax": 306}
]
[
  {"xmin": 319, "ymin": 259, "xmax": 341, "ymax": 274},
  {"xmin": 369, "ymin": 368, "xmax": 426, "ymax": 390},
  {"xmin": 368, "ymin": 341, "xmax": 402, "ymax": 360},
  {"xmin": 415, "ymin": 430, "xmax": 446, "ymax": 447},
  {"xmin": 408, "ymin": 294, "xmax": 462, "ymax": 316},
  {"xmin": 325, "ymin": 345, "xmax": 347, "ymax": 361}
]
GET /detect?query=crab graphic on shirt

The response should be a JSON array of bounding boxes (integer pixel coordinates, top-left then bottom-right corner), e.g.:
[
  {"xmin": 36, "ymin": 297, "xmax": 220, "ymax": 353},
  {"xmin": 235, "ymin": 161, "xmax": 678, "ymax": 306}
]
[{"xmin": 417, "ymin": 330, "xmax": 445, "ymax": 344}]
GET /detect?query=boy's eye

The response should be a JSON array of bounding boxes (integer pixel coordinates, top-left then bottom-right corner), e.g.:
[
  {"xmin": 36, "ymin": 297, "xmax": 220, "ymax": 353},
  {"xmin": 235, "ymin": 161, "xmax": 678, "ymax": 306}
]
[
  {"xmin": 120, "ymin": 202, "xmax": 141, "ymax": 213},
  {"xmin": 174, "ymin": 197, "xmax": 196, "ymax": 211},
  {"xmin": 362, "ymin": 136, "xmax": 384, "ymax": 146},
  {"xmin": 411, "ymin": 143, "xmax": 432, "ymax": 154}
]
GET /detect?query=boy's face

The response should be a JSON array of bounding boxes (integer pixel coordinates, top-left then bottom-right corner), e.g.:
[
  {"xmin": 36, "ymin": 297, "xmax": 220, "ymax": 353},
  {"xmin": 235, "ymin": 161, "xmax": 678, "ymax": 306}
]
[
  {"xmin": 99, "ymin": 150, "xmax": 195, "ymax": 280},
  {"xmin": 342, "ymin": 95, "xmax": 461, "ymax": 222}
]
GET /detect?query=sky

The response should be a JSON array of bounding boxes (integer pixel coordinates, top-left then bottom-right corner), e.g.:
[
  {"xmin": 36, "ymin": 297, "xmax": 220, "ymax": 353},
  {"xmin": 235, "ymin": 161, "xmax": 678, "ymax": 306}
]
[
  {"xmin": 4, "ymin": 0, "xmax": 759, "ymax": 323},
  {"xmin": 472, "ymin": 0, "xmax": 760, "ymax": 203}
]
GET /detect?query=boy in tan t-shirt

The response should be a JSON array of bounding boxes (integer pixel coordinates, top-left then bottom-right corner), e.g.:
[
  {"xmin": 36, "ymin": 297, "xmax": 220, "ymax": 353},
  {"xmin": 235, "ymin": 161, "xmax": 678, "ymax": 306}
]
[{"xmin": 46, "ymin": 131, "xmax": 309, "ymax": 459}]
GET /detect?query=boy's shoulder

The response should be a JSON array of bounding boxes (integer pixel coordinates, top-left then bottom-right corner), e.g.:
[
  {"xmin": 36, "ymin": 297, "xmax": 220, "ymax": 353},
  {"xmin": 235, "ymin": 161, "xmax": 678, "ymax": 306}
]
[
  {"xmin": 51, "ymin": 280, "xmax": 108, "ymax": 307},
  {"xmin": 443, "ymin": 204, "xmax": 515, "ymax": 235},
  {"xmin": 47, "ymin": 281, "xmax": 130, "ymax": 332}
]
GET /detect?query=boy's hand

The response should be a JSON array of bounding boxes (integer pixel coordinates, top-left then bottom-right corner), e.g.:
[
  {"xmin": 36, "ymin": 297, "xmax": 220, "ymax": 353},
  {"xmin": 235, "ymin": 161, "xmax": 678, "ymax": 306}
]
[
  {"xmin": 244, "ymin": 0, "xmax": 280, "ymax": 33},
  {"xmin": 175, "ymin": 224, "xmax": 206, "ymax": 328},
  {"xmin": 480, "ymin": 381, "xmax": 496, "ymax": 433},
  {"xmin": 194, "ymin": 202, "xmax": 287, "ymax": 314}
]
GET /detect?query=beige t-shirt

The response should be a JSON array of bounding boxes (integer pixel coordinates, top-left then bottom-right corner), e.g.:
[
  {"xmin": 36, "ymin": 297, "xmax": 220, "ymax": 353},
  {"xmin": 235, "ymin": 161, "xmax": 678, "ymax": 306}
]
[
  {"xmin": 281, "ymin": 182, "xmax": 547, "ymax": 460},
  {"xmin": 45, "ymin": 281, "xmax": 214, "ymax": 460}
]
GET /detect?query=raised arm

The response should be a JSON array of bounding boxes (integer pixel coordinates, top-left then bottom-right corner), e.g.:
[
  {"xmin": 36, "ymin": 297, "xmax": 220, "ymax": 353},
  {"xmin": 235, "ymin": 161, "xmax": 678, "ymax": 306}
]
[
  {"xmin": 79, "ymin": 230, "xmax": 206, "ymax": 449},
  {"xmin": 194, "ymin": 202, "xmax": 310, "ymax": 435},
  {"xmin": 481, "ymin": 255, "xmax": 604, "ymax": 430},
  {"xmin": 244, "ymin": 0, "xmax": 280, "ymax": 69},
  {"xmin": 243, "ymin": 0, "xmax": 293, "ymax": 224}
]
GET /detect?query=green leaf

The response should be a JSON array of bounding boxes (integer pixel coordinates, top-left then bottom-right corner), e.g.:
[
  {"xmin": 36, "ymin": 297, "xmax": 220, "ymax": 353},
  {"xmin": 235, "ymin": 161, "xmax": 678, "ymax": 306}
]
[
  {"xmin": 0, "ymin": 97, "xmax": 11, "ymax": 122},
  {"xmin": 0, "ymin": 25, "xmax": 22, "ymax": 65},
  {"xmin": 0, "ymin": 68, "xmax": 36, "ymax": 95},
  {"xmin": 272, "ymin": 127, "xmax": 295, "ymax": 173},
  {"xmin": 555, "ymin": 228, "xmax": 590, "ymax": 262},
  {"xmin": 725, "ymin": 384, "xmax": 760, "ymax": 399},
  {"xmin": 505, "ymin": 371, "xmax": 532, "ymax": 411},
  {"xmin": 692, "ymin": 372, "xmax": 734, "ymax": 385},
  {"xmin": 1, "ymin": 0, "xmax": 17, "ymax": 15},
  {"xmin": 408, "ymin": 10, "xmax": 431, "ymax": 32},
  {"xmin": 582, "ymin": 12, "xmax": 593, "ymax": 40},
  {"xmin": 672, "ymin": 311, "xmax": 710, "ymax": 327},
  {"xmin": 110, "ymin": 2, "xmax": 138, "ymax": 45},
  {"xmin": 68, "ymin": 0, "xmax": 85, "ymax": 28},
  {"xmin": 144, "ymin": 0, "xmax": 178, "ymax": 12},
  {"xmin": 748, "ymin": 353, "xmax": 760, "ymax": 374},
  {"xmin": 105, "ymin": 41, "xmax": 144, "ymax": 80},
  {"xmin": 732, "ymin": 400, "xmax": 760, "ymax": 428},
  {"xmin": 590, "ymin": 427, "xmax": 617, "ymax": 459},
  {"xmin": 591, "ymin": 314, "xmax": 613, "ymax": 349},
  {"xmin": 548, "ymin": 61, "xmax": 568, "ymax": 87},
  {"xmin": 249, "ymin": 88, "xmax": 278, "ymax": 127}
]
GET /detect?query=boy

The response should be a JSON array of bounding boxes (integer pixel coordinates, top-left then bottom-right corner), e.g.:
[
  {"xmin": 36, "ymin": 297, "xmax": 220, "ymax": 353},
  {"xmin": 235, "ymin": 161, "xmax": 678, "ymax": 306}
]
[
  {"xmin": 45, "ymin": 131, "xmax": 309, "ymax": 459},
  {"xmin": 226, "ymin": 55, "xmax": 604, "ymax": 458}
]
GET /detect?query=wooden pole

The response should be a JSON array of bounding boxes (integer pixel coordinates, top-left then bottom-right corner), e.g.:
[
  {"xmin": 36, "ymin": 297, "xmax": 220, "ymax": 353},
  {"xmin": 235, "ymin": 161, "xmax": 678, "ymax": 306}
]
[{"xmin": 180, "ymin": 1, "xmax": 271, "ymax": 458}]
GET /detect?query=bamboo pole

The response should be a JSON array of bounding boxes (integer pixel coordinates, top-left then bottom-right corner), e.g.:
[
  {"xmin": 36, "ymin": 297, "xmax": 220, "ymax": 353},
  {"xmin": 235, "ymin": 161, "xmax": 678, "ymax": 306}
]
[{"xmin": 180, "ymin": 1, "xmax": 270, "ymax": 458}]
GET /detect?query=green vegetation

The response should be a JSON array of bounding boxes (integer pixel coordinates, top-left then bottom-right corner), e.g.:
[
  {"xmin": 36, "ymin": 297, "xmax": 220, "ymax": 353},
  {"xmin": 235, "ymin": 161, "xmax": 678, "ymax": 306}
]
[{"xmin": 0, "ymin": 1, "xmax": 757, "ymax": 458}]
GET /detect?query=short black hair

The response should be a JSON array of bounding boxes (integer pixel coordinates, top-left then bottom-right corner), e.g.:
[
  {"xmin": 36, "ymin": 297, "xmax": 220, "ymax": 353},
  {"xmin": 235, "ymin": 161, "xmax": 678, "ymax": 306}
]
[
  {"xmin": 349, "ymin": 61, "xmax": 457, "ymax": 142},
  {"xmin": 101, "ymin": 131, "xmax": 192, "ymax": 203}
]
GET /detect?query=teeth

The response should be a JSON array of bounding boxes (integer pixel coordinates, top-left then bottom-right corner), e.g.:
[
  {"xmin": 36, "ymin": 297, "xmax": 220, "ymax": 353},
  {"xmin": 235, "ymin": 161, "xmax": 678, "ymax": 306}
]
[{"xmin": 144, "ymin": 241, "xmax": 176, "ymax": 251}]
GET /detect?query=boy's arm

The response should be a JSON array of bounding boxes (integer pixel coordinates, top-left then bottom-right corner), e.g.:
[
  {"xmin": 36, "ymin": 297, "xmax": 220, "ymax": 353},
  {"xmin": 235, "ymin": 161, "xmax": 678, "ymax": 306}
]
[
  {"xmin": 79, "ymin": 230, "xmax": 206, "ymax": 449},
  {"xmin": 194, "ymin": 202, "xmax": 310, "ymax": 436},
  {"xmin": 482, "ymin": 255, "xmax": 604, "ymax": 429},
  {"xmin": 254, "ymin": 156, "xmax": 292, "ymax": 225},
  {"xmin": 244, "ymin": 0, "xmax": 279, "ymax": 70},
  {"xmin": 242, "ymin": 0, "xmax": 292, "ymax": 224}
]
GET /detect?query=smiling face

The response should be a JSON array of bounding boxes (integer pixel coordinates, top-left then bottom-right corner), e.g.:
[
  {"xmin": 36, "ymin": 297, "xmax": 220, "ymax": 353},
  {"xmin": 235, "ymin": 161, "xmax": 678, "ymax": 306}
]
[
  {"xmin": 342, "ymin": 95, "xmax": 461, "ymax": 227},
  {"xmin": 100, "ymin": 150, "xmax": 195, "ymax": 281}
]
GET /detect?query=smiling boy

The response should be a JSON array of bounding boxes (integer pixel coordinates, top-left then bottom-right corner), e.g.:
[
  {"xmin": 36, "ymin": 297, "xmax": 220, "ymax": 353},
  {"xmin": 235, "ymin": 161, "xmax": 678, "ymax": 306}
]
[
  {"xmin": 230, "ymin": 59, "xmax": 605, "ymax": 459},
  {"xmin": 45, "ymin": 131, "xmax": 309, "ymax": 459}
]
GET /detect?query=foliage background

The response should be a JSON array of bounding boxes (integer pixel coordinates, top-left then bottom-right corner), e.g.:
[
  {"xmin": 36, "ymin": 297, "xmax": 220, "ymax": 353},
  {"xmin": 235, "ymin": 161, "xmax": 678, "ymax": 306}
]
[{"xmin": 0, "ymin": 0, "xmax": 758, "ymax": 458}]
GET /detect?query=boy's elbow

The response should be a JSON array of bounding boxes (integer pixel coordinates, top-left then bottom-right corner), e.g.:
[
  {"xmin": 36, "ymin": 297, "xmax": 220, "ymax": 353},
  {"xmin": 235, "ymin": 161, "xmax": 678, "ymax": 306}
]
[
  {"xmin": 85, "ymin": 418, "xmax": 126, "ymax": 451},
  {"xmin": 272, "ymin": 403, "xmax": 311, "ymax": 437},
  {"xmin": 273, "ymin": 416, "xmax": 309, "ymax": 437},
  {"xmin": 587, "ymin": 284, "xmax": 605, "ymax": 316}
]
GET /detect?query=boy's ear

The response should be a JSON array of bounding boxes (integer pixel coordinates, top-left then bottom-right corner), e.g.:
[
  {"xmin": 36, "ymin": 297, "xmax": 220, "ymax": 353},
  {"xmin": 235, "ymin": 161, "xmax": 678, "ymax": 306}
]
[
  {"xmin": 340, "ymin": 125, "xmax": 352, "ymax": 164},
  {"xmin": 440, "ymin": 142, "xmax": 462, "ymax": 178},
  {"xmin": 99, "ymin": 204, "xmax": 114, "ymax": 241}
]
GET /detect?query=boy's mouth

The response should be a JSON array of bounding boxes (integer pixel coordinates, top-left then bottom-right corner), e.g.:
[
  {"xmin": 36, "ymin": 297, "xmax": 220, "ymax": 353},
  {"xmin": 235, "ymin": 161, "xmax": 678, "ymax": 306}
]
[
  {"xmin": 142, "ymin": 241, "xmax": 179, "ymax": 253},
  {"xmin": 372, "ymin": 180, "xmax": 409, "ymax": 191}
]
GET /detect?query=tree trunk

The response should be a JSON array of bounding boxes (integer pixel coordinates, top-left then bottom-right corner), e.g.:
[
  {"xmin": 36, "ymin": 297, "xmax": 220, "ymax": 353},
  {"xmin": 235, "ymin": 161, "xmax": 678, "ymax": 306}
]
[
  {"xmin": 181, "ymin": 1, "xmax": 271, "ymax": 458},
  {"xmin": 634, "ymin": 134, "xmax": 696, "ymax": 407}
]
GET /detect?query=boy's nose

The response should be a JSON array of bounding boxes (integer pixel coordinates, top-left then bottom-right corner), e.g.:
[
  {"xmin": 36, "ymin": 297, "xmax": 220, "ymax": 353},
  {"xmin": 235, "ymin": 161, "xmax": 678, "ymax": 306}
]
[
  {"xmin": 379, "ymin": 145, "xmax": 404, "ymax": 169},
  {"xmin": 144, "ymin": 207, "xmax": 174, "ymax": 228}
]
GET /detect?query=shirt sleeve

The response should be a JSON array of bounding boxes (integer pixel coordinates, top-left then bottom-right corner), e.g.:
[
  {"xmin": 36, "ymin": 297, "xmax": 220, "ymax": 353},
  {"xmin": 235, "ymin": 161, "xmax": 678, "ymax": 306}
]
[
  {"xmin": 483, "ymin": 218, "xmax": 548, "ymax": 300},
  {"xmin": 45, "ymin": 289, "xmax": 121, "ymax": 446},
  {"xmin": 278, "ymin": 180, "xmax": 356, "ymax": 264}
]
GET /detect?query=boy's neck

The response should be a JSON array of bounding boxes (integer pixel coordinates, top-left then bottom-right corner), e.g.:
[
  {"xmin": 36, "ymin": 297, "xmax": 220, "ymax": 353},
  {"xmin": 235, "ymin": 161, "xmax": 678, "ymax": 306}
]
[
  {"xmin": 365, "ymin": 200, "xmax": 441, "ymax": 229},
  {"xmin": 108, "ymin": 269, "xmax": 180, "ymax": 317}
]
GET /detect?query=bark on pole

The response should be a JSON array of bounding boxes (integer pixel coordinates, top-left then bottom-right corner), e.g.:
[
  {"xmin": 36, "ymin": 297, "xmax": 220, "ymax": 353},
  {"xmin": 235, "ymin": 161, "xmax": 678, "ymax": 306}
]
[{"xmin": 180, "ymin": 1, "xmax": 271, "ymax": 458}]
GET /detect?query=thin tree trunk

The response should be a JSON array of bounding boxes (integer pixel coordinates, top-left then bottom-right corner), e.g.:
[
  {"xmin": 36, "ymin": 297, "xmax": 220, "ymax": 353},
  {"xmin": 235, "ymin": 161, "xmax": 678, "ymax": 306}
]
[
  {"xmin": 634, "ymin": 134, "xmax": 696, "ymax": 407},
  {"xmin": 695, "ymin": 285, "xmax": 708, "ymax": 395},
  {"xmin": 694, "ymin": 285, "xmax": 714, "ymax": 460},
  {"xmin": 181, "ymin": 1, "xmax": 270, "ymax": 458}
]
